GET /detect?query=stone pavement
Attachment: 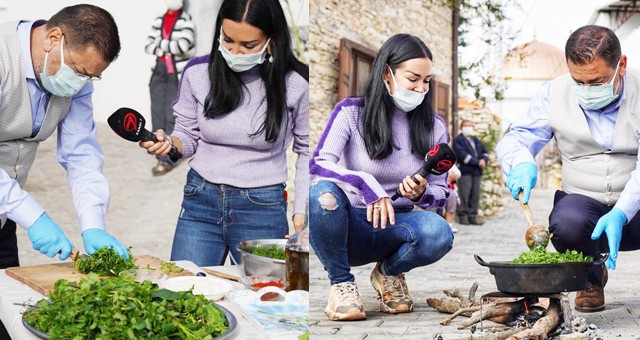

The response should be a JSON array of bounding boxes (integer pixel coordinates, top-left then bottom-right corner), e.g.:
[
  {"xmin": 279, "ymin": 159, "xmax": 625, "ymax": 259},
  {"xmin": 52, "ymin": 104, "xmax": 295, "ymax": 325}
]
[
  {"xmin": 17, "ymin": 123, "xmax": 296, "ymax": 267},
  {"xmin": 309, "ymin": 189, "xmax": 640, "ymax": 339}
]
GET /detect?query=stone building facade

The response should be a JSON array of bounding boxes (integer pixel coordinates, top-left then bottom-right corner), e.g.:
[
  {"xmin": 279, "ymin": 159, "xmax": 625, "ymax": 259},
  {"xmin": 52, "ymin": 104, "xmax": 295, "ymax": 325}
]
[{"xmin": 309, "ymin": 0, "xmax": 454, "ymax": 148}]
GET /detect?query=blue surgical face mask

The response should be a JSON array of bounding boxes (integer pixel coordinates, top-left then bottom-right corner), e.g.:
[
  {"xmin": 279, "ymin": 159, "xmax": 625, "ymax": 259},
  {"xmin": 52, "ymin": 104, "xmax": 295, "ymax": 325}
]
[
  {"xmin": 218, "ymin": 36, "xmax": 271, "ymax": 73},
  {"xmin": 39, "ymin": 36, "xmax": 87, "ymax": 97},
  {"xmin": 384, "ymin": 66, "xmax": 428, "ymax": 112},
  {"xmin": 569, "ymin": 60, "xmax": 621, "ymax": 110}
]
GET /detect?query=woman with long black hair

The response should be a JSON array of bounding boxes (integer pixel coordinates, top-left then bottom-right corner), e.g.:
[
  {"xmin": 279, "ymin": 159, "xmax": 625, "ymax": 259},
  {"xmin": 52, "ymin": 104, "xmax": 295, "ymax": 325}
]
[
  {"xmin": 309, "ymin": 34, "xmax": 453, "ymax": 321},
  {"xmin": 140, "ymin": 0, "xmax": 309, "ymax": 266}
]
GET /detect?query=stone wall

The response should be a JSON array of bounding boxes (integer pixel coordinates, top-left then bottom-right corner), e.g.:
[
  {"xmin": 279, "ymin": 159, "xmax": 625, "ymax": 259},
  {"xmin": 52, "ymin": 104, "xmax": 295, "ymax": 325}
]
[
  {"xmin": 457, "ymin": 108, "xmax": 505, "ymax": 218},
  {"xmin": 309, "ymin": 0, "xmax": 453, "ymax": 148}
]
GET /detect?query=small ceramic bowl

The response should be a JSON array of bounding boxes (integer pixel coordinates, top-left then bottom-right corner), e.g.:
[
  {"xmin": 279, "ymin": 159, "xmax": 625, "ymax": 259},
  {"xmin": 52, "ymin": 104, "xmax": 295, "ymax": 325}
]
[{"xmin": 160, "ymin": 276, "xmax": 234, "ymax": 301}]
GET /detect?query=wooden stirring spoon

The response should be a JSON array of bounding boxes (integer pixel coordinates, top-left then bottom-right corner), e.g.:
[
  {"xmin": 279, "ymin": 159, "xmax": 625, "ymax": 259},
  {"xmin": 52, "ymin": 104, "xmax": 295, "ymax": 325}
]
[{"xmin": 518, "ymin": 191, "xmax": 550, "ymax": 249}]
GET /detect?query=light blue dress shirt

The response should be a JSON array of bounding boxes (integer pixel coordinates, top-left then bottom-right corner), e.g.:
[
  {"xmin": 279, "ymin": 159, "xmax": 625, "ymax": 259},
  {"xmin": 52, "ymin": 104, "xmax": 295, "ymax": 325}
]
[
  {"xmin": 0, "ymin": 21, "xmax": 109, "ymax": 231},
  {"xmin": 497, "ymin": 77, "xmax": 640, "ymax": 222}
]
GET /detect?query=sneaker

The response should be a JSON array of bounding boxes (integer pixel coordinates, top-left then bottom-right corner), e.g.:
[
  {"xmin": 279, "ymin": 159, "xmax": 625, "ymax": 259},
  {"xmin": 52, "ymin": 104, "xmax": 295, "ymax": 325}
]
[
  {"xmin": 370, "ymin": 263, "xmax": 413, "ymax": 314},
  {"xmin": 449, "ymin": 223, "xmax": 459, "ymax": 233},
  {"xmin": 324, "ymin": 282, "xmax": 366, "ymax": 321}
]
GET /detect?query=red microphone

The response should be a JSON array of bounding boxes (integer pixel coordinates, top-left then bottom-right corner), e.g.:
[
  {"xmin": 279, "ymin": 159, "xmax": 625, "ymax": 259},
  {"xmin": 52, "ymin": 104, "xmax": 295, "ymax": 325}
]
[{"xmin": 391, "ymin": 143, "xmax": 457, "ymax": 200}]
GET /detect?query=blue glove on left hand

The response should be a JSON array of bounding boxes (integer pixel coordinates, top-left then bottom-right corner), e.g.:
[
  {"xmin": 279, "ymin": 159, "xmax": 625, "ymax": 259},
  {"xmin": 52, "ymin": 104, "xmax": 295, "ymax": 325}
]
[
  {"xmin": 506, "ymin": 162, "xmax": 537, "ymax": 204},
  {"xmin": 82, "ymin": 229, "xmax": 129, "ymax": 259},
  {"xmin": 591, "ymin": 207, "xmax": 627, "ymax": 270},
  {"xmin": 27, "ymin": 214, "xmax": 74, "ymax": 260}
]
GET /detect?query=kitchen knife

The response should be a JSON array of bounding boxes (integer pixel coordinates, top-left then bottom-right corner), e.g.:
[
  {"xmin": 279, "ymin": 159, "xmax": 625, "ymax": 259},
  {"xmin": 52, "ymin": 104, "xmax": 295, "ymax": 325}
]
[{"xmin": 70, "ymin": 248, "xmax": 89, "ymax": 262}]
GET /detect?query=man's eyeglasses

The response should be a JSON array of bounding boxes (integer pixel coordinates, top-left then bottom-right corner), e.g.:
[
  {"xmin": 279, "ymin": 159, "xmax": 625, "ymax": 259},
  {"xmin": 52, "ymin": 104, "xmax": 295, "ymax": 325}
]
[
  {"xmin": 572, "ymin": 60, "xmax": 620, "ymax": 88},
  {"xmin": 62, "ymin": 34, "xmax": 102, "ymax": 82}
]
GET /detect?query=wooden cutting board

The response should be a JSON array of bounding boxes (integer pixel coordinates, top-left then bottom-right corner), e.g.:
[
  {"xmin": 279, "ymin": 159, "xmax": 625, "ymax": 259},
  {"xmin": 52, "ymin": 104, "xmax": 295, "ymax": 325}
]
[{"xmin": 5, "ymin": 255, "xmax": 194, "ymax": 296}]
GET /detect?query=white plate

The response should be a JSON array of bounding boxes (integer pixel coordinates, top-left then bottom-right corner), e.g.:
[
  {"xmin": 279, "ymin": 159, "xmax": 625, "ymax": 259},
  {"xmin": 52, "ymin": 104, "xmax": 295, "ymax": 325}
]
[{"xmin": 159, "ymin": 276, "xmax": 234, "ymax": 301}]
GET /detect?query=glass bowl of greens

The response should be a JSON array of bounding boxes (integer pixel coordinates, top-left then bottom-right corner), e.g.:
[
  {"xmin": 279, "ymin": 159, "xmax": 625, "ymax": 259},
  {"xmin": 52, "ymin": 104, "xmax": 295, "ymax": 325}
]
[{"xmin": 236, "ymin": 239, "xmax": 286, "ymax": 279}]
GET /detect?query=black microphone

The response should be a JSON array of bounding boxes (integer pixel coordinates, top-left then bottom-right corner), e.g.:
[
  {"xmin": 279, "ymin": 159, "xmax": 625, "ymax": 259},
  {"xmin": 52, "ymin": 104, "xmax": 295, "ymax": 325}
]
[
  {"xmin": 107, "ymin": 107, "xmax": 183, "ymax": 163},
  {"xmin": 391, "ymin": 143, "xmax": 457, "ymax": 200}
]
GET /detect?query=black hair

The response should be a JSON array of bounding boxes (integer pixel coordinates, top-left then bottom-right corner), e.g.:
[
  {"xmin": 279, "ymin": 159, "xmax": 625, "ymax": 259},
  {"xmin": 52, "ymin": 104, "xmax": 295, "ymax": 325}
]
[
  {"xmin": 47, "ymin": 4, "xmax": 120, "ymax": 62},
  {"xmin": 361, "ymin": 34, "xmax": 435, "ymax": 159},
  {"xmin": 204, "ymin": 0, "xmax": 309, "ymax": 143},
  {"xmin": 565, "ymin": 25, "xmax": 621, "ymax": 68}
]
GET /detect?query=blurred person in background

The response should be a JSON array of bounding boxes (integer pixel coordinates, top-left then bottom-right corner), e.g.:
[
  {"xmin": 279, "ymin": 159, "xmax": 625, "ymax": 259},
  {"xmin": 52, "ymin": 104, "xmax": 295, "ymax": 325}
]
[
  {"xmin": 144, "ymin": 0, "xmax": 196, "ymax": 176},
  {"xmin": 453, "ymin": 119, "xmax": 489, "ymax": 225},
  {"xmin": 139, "ymin": 0, "xmax": 309, "ymax": 267}
]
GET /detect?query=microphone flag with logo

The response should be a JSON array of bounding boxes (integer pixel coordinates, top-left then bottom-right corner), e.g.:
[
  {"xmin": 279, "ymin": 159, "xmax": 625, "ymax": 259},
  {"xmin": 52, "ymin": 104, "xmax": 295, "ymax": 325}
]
[{"xmin": 390, "ymin": 143, "xmax": 457, "ymax": 200}]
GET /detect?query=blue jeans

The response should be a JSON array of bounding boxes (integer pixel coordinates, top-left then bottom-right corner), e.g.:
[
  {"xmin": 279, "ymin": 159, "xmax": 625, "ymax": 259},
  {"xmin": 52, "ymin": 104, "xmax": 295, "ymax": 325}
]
[
  {"xmin": 171, "ymin": 169, "xmax": 288, "ymax": 266},
  {"xmin": 309, "ymin": 180, "xmax": 454, "ymax": 285}
]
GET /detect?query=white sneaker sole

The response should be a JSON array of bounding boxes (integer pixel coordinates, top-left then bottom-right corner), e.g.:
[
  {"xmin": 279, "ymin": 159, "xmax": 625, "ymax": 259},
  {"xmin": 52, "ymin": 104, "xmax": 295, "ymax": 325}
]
[{"xmin": 324, "ymin": 306, "xmax": 367, "ymax": 321}]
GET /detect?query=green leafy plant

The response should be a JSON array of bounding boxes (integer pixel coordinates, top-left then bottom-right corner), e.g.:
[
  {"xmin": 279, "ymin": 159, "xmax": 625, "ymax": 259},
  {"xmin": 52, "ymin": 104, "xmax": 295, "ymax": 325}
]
[
  {"xmin": 512, "ymin": 246, "xmax": 593, "ymax": 264},
  {"xmin": 248, "ymin": 244, "xmax": 286, "ymax": 260},
  {"xmin": 23, "ymin": 274, "xmax": 228, "ymax": 339},
  {"xmin": 75, "ymin": 246, "xmax": 137, "ymax": 276}
]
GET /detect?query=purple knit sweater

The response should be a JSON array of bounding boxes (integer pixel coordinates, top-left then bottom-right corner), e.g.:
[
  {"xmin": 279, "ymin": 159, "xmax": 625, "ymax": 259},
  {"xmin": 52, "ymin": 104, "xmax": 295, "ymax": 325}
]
[
  {"xmin": 171, "ymin": 56, "xmax": 309, "ymax": 215},
  {"xmin": 310, "ymin": 97, "xmax": 449, "ymax": 209}
]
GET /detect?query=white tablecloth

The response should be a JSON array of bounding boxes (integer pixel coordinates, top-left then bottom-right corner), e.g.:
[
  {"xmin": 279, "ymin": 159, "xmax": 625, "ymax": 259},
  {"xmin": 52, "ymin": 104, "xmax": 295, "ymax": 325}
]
[{"xmin": 0, "ymin": 264, "xmax": 267, "ymax": 339}]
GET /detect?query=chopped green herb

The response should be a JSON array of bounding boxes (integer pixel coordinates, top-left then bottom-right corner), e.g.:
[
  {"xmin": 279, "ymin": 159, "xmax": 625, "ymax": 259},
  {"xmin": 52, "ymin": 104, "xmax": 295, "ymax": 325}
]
[
  {"xmin": 23, "ymin": 273, "xmax": 228, "ymax": 339},
  {"xmin": 160, "ymin": 261, "xmax": 184, "ymax": 275},
  {"xmin": 248, "ymin": 244, "xmax": 286, "ymax": 260},
  {"xmin": 512, "ymin": 246, "xmax": 594, "ymax": 264},
  {"xmin": 75, "ymin": 246, "xmax": 137, "ymax": 276}
]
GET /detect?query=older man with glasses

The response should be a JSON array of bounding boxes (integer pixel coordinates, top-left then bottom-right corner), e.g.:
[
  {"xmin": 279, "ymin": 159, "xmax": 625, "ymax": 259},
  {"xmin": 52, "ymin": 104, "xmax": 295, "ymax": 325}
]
[
  {"xmin": 497, "ymin": 25, "xmax": 640, "ymax": 313},
  {"xmin": 0, "ymin": 5, "xmax": 128, "ymax": 268}
]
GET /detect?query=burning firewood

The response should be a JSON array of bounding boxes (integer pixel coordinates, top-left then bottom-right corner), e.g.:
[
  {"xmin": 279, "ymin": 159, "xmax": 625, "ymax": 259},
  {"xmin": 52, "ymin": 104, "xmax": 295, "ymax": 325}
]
[
  {"xmin": 506, "ymin": 299, "xmax": 560, "ymax": 340},
  {"xmin": 427, "ymin": 282, "xmax": 531, "ymax": 326},
  {"xmin": 458, "ymin": 298, "xmax": 535, "ymax": 329}
]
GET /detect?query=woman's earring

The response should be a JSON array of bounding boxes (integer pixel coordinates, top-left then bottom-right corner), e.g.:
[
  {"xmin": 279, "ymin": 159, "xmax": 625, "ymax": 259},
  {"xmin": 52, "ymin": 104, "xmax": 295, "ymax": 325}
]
[{"xmin": 268, "ymin": 54, "xmax": 274, "ymax": 63}]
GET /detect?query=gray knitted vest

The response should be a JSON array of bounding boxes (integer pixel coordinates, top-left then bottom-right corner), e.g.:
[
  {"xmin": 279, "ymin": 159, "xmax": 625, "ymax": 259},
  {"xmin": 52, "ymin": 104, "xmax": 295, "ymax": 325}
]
[
  {"xmin": 0, "ymin": 21, "xmax": 71, "ymax": 187},
  {"xmin": 549, "ymin": 69, "xmax": 640, "ymax": 206}
]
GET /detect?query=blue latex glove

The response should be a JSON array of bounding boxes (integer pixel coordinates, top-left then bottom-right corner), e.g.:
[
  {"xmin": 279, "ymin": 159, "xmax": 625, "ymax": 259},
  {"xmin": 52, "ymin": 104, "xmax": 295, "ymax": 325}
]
[
  {"xmin": 506, "ymin": 162, "xmax": 538, "ymax": 204},
  {"xmin": 82, "ymin": 229, "xmax": 129, "ymax": 259},
  {"xmin": 27, "ymin": 214, "xmax": 73, "ymax": 260},
  {"xmin": 591, "ymin": 207, "xmax": 627, "ymax": 270}
]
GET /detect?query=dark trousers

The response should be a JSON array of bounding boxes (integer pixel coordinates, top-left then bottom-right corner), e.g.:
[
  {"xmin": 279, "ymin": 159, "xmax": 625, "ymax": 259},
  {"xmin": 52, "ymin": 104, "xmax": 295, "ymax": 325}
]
[
  {"xmin": 549, "ymin": 191, "xmax": 640, "ymax": 284},
  {"xmin": 149, "ymin": 59, "xmax": 179, "ymax": 135},
  {"xmin": 0, "ymin": 219, "xmax": 19, "ymax": 340},
  {"xmin": 458, "ymin": 174, "xmax": 481, "ymax": 219}
]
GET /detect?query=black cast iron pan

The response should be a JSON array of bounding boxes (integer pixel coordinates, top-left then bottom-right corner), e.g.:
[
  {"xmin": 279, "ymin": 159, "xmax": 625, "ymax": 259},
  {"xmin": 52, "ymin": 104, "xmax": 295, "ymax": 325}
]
[{"xmin": 475, "ymin": 254, "xmax": 608, "ymax": 295}]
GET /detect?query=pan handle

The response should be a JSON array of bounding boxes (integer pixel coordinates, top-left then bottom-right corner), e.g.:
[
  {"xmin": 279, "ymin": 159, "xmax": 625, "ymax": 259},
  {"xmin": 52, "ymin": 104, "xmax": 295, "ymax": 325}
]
[
  {"xmin": 593, "ymin": 253, "xmax": 609, "ymax": 266},
  {"xmin": 474, "ymin": 254, "xmax": 490, "ymax": 267}
]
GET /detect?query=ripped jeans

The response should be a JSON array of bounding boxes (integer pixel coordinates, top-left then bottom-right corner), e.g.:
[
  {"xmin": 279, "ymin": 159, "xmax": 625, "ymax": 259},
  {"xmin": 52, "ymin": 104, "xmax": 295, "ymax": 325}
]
[{"xmin": 309, "ymin": 180, "xmax": 454, "ymax": 285}]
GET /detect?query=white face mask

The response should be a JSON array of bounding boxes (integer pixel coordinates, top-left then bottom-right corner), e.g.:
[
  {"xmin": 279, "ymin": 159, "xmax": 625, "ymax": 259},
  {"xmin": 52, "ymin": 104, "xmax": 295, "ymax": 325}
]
[
  {"xmin": 569, "ymin": 60, "xmax": 621, "ymax": 110},
  {"xmin": 384, "ymin": 66, "xmax": 427, "ymax": 112},
  {"xmin": 218, "ymin": 36, "xmax": 271, "ymax": 73},
  {"xmin": 462, "ymin": 126, "xmax": 474, "ymax": 136},
  {"xmin": 39, "ymin": 36, "xmax": 88, "ymax": 97},
  {"xmin": 165, "ymin": 0, "xmax": 183, "ymax": 11}
]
